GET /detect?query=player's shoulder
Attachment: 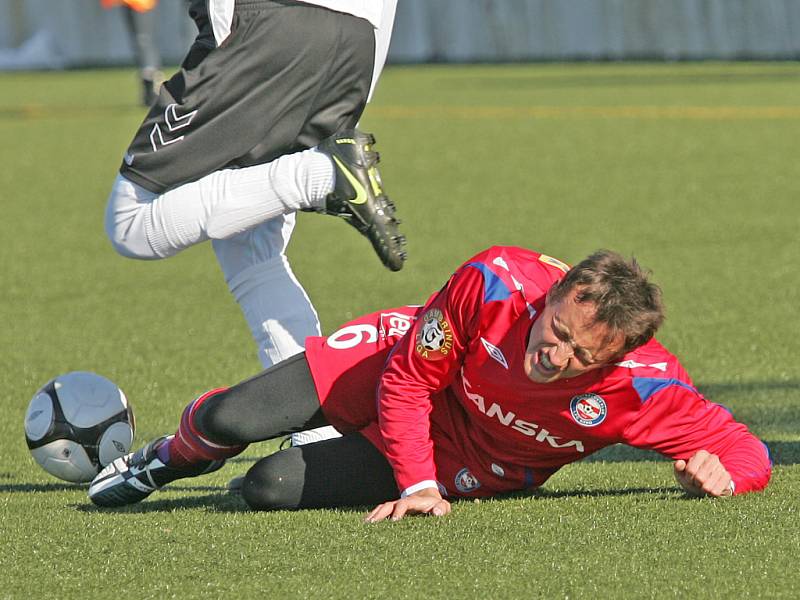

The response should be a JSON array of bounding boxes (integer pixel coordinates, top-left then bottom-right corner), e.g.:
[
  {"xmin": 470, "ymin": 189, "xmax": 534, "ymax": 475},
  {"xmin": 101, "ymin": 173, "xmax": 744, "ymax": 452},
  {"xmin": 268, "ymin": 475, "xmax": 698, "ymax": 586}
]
[
  {"xmin": 464, "ymin": 245, "xmax": 566, "ymax": 269},
  {"xmin": 605, "ymin": 338, "xmax": 698, "ymax": 403},
  {"xmin": 459, "ymin": 246, "xmax": 568, "ymax": 299}
]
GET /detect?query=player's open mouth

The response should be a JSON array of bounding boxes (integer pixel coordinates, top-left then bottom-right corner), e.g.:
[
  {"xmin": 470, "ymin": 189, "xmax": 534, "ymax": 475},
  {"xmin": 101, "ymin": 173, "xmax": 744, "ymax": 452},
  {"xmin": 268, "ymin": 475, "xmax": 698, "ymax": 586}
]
[{"xmin": 537, "ymin": 350, "xmax": 558, "ymax": 374}]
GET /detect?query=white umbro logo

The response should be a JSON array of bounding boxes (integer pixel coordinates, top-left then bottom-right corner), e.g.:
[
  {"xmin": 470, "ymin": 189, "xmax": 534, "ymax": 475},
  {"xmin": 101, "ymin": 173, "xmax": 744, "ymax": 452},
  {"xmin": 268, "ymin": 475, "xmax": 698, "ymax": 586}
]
[
  {"xmin": 124, "ymin": 152, "xmax": 135, "ymax": 165},
  {"xmin": 492, "ymin": 257, "xmax": 510, "ymax": 271},
  {"xmin": 616, "ymin": 359, "xmax": 668, "ymax": 372},
  {"xmin": 481, "ymin": 337, "xmax": 508, "ymax": 369}
]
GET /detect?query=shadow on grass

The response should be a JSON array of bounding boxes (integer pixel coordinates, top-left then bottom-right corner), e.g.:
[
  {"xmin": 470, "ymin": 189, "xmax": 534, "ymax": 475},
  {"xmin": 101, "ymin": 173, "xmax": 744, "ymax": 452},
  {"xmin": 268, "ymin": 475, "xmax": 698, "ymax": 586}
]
[
  {"xmin": 0, "ymin": 481, "xmax": 87, "ymax": 493},
  {"xmin": 583, "ymin": 440, "xmax": 799, "ymax": 466},
  {"xmin": 511, "ymin": 486, "xmax": 680, "ymax": 501},
  {"xmin": 581, "ymin": 440, "xmax": 800, "ymax": 465},
  {"xmin": 762, "ymin": 441, "xmax": 799, "ymax": 466},
  {"xmin": 72, "ymin": 490, "xmax": 371, "ymax": 515},
  {"xmin": 696, "ymin": 380, "xmax": 800, "ymax": 396},
  {"xmin": 73, "ymin": 491, "xmax": 249, "ymax": 514}
]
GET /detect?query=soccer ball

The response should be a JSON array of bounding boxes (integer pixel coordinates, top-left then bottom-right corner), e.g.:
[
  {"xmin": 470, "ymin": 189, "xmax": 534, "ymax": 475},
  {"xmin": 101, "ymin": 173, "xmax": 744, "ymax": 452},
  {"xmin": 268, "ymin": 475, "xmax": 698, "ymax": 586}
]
[{"xmin": 24, "ymin": 372, "xmax": 135, "ymax": 483}]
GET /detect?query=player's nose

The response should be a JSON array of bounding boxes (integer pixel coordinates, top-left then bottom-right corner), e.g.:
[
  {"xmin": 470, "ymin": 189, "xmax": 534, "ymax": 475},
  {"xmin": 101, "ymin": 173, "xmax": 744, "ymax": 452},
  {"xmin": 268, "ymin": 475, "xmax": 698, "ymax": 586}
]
[{"xmin": 550, "ymin": 341, "xmax": 573, "ymax": 368}]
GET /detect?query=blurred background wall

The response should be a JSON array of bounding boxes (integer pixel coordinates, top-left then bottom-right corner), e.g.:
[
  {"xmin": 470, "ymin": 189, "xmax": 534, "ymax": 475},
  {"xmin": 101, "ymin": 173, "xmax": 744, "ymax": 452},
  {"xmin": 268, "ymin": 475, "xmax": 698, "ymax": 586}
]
[{"xmin": 1, "ymin": 0, "xmax": 799, "ymax": 70}]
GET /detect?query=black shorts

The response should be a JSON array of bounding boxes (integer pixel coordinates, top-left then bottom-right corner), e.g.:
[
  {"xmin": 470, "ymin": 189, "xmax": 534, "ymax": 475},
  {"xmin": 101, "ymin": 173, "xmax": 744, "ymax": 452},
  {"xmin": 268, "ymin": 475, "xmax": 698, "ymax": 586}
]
[{"xmin": 120, "ymin": 0, "xmax": 376, "ymax": 194}]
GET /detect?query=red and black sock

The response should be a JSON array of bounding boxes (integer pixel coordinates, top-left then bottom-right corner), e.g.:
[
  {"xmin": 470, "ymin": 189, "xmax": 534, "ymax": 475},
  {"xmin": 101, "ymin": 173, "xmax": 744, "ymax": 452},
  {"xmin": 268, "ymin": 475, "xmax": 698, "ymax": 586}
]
[{"xmin": 157, "ymin": 388, "xmax": 247, "ymax": 466}]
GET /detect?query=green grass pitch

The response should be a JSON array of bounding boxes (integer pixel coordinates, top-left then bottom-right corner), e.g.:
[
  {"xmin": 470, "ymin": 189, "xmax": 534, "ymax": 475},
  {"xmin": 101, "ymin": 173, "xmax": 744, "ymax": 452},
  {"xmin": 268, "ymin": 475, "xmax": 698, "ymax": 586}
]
[{"xmin": 1, "ymin": 62, "xmax": 798, "ymax": 598}]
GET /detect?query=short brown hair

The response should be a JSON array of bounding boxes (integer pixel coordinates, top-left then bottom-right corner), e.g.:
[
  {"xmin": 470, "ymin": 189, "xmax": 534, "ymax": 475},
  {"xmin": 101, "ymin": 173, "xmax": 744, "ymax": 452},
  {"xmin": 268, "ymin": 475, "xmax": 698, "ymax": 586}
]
[{"xmin": 547, "ymin": 250, "xmax": 664, "ymax": 354}]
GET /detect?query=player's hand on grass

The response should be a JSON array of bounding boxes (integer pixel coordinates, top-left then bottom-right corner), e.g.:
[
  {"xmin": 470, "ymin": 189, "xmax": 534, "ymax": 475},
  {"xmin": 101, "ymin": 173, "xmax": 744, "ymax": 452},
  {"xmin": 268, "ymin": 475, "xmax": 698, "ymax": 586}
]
[
  {"xmin": 364, "ymin": 488, "xmax": 451, "ymax": 523},
  {"xmin": 673, "ymin": 450, "xmax": 733, "ymax": 497}
]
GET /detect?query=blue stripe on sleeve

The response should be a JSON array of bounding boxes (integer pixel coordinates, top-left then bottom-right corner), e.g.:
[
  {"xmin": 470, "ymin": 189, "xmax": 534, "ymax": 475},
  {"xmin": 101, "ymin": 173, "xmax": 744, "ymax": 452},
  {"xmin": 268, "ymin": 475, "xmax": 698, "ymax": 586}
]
[
  {"xmin": 632, "ymin": 377, "xmax": 698, "ymax": 403},
  {"xmin": 466, "ymin": 262, "xmax": 511, "ymax": 303}
]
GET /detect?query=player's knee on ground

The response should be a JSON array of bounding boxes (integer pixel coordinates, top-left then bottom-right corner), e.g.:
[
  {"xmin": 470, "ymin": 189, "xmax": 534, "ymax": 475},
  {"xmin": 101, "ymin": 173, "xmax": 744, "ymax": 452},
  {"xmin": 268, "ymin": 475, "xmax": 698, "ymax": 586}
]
[
  {"xmin": 243, "ymin": 434, "xmax": 399, "ymax": 511},
  {"xmin": 242, "ymin": 449, "xmax": 304, "ymax": 511}
]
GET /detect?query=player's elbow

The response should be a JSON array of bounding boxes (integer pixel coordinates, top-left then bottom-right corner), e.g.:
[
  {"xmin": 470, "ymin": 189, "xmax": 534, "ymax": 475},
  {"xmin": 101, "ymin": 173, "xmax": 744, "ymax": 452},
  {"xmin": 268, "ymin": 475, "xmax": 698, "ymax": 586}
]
[{"xmin": 731, "ymin": 439, "xmax": 774, "ymax": 495}]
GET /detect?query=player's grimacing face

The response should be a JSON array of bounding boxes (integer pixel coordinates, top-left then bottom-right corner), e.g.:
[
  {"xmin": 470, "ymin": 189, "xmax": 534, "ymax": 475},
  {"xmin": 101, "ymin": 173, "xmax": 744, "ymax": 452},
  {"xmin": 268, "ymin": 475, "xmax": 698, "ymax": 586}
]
[{"xmin": 524, "ymin": 289, "xmax": 624, "ymax": 384}]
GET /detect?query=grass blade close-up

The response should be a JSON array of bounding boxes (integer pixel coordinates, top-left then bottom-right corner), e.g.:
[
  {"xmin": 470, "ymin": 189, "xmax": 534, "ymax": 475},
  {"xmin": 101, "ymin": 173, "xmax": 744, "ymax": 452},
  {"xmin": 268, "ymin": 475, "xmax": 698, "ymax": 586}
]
[{"xmin": 1, "ymin": 62, "xmax": 798, "ymax": 598}]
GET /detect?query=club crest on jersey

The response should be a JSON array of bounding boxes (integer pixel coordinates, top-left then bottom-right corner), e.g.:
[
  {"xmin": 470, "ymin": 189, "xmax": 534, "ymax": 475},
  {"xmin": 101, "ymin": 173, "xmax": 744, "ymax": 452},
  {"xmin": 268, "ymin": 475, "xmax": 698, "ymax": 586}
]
[
  {"xmin": 455, "ymin": 467, "xmax": 481, "ymax": 493},
  {"xmin": 570, "ymin": 393, "xmax": 607, "ymax": 427},
  {"xmin": 415, "ymin": 308, "xmax": 453, "ymax": 360}
]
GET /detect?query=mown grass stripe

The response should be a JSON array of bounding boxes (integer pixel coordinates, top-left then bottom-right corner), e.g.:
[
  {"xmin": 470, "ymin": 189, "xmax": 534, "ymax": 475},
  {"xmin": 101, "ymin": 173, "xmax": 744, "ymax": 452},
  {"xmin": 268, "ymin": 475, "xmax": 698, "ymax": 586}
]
[{"xmin": 372, "ymin": 105, "xmax": 800, "ymax": 120}]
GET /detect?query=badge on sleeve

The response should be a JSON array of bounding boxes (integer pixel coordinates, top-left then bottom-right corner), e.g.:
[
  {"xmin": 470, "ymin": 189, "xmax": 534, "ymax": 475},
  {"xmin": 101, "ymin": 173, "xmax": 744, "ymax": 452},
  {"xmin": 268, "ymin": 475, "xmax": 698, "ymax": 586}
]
[
  {"xmin": 539, "ymin": 254, "xmax": 570, "ymax": 273},
  {"xmin": 415, "ymin": 308, "xmax": 453, "ymax": 360}
]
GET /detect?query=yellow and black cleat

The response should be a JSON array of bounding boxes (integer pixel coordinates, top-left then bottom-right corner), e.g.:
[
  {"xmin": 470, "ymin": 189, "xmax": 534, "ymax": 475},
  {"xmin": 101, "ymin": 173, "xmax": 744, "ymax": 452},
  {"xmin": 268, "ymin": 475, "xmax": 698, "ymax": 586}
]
[{"xmin": 317, "ymin": 129, "xmax": 406, "ymax": 271}]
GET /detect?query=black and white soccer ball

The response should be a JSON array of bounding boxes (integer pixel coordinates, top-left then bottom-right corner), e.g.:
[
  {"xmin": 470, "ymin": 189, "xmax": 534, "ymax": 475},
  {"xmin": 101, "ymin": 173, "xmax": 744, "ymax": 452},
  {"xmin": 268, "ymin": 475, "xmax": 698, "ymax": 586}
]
[{"xmin": 24, "ymin": 372, "xmax": 135, "ymax": 483}]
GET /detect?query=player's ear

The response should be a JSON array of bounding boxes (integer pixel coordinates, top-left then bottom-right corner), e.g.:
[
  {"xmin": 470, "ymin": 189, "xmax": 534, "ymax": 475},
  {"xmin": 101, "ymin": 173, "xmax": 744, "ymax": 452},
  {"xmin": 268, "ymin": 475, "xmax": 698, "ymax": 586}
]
[{"xmin": 599, "ymin": 331, "xmax": 627, "ymax": 365}]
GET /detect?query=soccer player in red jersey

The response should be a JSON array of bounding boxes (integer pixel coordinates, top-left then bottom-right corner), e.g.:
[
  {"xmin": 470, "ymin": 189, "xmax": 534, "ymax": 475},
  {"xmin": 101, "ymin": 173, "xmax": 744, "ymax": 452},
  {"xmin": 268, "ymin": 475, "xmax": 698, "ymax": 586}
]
[{"xmin": 89, "ymin": 247, "xmax": 772, "ymax": 519}]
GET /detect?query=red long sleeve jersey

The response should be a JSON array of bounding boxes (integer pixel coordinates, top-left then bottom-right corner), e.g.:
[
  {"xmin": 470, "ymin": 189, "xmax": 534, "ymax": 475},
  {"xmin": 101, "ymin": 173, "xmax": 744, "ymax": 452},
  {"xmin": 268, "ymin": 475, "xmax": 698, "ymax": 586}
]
[{"xmin": 306, "ymin": 246, "xmax": 772, "ymax": 498}]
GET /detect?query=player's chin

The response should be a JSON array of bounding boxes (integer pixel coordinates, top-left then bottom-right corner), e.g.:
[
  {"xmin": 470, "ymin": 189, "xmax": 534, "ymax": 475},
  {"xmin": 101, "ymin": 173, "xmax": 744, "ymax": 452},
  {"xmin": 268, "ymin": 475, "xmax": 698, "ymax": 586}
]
[
  {"xmin": 528, "ymin": 366, "xmax": 563, "ymax": 384},
  {"xmin": 525, "ymin": 354, "xmax": 558, "ymax": 383}
]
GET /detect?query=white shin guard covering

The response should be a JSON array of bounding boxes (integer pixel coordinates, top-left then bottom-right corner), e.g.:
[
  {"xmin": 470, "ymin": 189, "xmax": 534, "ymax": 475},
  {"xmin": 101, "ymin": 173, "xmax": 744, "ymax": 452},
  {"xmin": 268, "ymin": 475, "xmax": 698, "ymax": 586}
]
[
  {"xmin": 213, "ymin": 222, "xmax": 320, "ymax": 366},
  {"xmin": 105, "ymin": 148, "xmax": 333, "ymax": 259}
]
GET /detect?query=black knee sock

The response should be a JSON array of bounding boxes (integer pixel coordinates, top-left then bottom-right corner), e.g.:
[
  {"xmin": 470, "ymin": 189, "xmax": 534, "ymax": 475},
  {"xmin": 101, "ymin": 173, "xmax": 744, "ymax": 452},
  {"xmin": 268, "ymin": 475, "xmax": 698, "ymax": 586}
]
[{"xmin": 195, "ymin": 353, "xmax": 328, "ymax": 445}]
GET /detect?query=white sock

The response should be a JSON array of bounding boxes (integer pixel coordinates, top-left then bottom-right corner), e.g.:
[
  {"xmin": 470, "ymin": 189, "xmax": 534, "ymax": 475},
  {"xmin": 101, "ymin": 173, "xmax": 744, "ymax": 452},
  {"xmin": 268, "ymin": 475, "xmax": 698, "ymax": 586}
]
[
  {"xmin": 205, "ymin": 147, "xmax": 334, "ymax": 240},
  {"xmin": 108, "ymin": 148, "xmax": 335, "ymax": 259}
]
